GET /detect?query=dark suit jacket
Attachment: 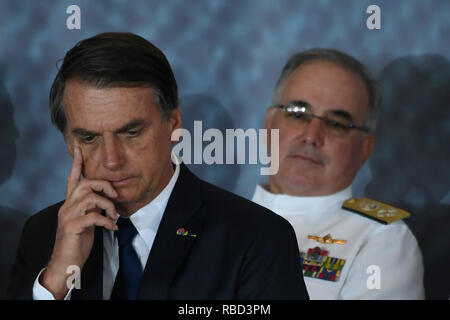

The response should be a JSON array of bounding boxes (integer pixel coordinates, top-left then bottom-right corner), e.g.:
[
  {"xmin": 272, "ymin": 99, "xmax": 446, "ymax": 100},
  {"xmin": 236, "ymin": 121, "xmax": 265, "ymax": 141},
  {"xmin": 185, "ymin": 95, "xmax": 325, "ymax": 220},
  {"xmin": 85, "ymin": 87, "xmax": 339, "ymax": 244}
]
[{"xmin": 7, "ymin": 165, "xmax": 308, "ymax": 300}]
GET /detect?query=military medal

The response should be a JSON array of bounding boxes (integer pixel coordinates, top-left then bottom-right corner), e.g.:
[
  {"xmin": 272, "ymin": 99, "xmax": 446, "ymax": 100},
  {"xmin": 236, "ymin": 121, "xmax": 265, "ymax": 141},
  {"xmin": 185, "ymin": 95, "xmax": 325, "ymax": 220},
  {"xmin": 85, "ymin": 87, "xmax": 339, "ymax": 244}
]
[{"xmin": 300, "ymin": 246, "xmax": 346, "ymax": 282}]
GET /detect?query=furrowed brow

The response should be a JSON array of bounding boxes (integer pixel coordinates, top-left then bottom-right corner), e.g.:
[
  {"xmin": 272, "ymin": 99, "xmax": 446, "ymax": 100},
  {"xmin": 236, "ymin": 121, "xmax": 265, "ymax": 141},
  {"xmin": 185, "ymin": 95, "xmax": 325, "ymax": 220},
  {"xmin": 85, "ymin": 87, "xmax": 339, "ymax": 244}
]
[
  {"xmin": 71, "ymin": 128, "xmax": 100, "ymax": 137},
  {"xmin": 115, "ymin": 120, "xmax": 146, "ymax": 134}
]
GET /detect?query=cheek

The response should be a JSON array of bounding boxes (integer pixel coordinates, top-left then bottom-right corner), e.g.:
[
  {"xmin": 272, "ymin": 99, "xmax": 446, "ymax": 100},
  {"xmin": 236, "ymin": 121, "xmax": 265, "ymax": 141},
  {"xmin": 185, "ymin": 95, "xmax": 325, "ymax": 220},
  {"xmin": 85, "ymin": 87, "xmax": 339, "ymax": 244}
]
[
  {"xmin": 276, "ymin": 127, "xmax": 298, "ymax": 157},
  {"xmin": 132, "ymin": 130, "xmax": 172, "ymax": 165},
  {"xmin": 79, "ymin": 145, "xmax": 103, "ymax": 177},
  {"xmin": 327, "ymin": 140, "xmax": 363, "ymax": 173}
]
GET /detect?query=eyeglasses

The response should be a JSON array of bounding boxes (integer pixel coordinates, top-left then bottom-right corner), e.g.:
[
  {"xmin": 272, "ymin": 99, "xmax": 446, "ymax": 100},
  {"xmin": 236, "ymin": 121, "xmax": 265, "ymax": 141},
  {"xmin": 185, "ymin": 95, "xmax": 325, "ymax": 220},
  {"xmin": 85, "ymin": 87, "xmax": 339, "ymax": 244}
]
[{"xmin": 275, "ymin": 101, "xmax": 369, "ymax": 137}]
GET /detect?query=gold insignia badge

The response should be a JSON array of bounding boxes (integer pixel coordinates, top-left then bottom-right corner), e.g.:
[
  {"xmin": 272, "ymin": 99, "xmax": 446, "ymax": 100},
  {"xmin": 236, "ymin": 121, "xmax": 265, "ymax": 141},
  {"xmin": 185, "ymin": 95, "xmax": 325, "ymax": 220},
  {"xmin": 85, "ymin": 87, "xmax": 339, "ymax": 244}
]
[
  {"xmin": 342, "ymin": 198, "xmax": 410, "ymax": 224},
  {"xmin": 307, "ymin": 233, "xmax": 346, "ymax": 245}
]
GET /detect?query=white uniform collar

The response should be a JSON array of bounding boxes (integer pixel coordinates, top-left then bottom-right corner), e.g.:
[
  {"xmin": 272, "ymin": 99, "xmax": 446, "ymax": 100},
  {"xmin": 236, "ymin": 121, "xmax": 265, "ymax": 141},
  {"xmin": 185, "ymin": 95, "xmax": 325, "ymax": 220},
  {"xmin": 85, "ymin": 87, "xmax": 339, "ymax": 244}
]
[{"xmin": 252, "ymin": 183, "xmax": 352, "ymax": 220}]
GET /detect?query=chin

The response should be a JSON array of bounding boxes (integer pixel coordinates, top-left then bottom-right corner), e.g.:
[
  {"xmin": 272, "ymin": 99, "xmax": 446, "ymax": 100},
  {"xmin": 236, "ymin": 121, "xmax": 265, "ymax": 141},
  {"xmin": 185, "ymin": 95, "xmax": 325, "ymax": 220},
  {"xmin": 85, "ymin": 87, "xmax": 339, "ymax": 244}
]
[
  {"xmin": 276, "ymin": 173, "xmax": 318, "ymax": 195},
  {"xmin": 116, "ymin": 186, "xmax": 154, "ymax": 206},
  {"xmin": 114, "ymin": 189, "xmax": 139, "ymax": 203}
]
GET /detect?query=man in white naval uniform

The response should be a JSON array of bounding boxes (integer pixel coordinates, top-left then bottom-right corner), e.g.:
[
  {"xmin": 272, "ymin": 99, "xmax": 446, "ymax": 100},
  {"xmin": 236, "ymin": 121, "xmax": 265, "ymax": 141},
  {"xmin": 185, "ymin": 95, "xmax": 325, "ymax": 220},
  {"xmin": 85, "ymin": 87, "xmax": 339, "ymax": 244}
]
[{"xmin": 252, "ymin": 48, "xmax": 424, "ymax": 299}]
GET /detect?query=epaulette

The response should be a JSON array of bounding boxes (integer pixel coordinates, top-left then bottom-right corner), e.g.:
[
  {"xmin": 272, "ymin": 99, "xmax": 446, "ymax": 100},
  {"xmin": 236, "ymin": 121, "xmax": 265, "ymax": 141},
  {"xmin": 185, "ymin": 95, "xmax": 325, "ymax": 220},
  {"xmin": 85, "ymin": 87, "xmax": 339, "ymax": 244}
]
[{"xmin": 342, "ymin": 198, "xmax": 410, "ymax": 224}]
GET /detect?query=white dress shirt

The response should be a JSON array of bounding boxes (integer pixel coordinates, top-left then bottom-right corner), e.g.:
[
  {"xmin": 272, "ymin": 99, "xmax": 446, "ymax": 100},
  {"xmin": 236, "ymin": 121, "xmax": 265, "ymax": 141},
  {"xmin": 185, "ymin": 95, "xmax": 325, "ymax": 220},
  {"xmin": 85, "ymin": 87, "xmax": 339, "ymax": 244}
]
[
  {"xmin": 252, "ymin": 184, "xmax": 425, "ymax": 300},
  {"xmin": 33, "ymin": 161, "xmax": 180, "ymax": 300}
]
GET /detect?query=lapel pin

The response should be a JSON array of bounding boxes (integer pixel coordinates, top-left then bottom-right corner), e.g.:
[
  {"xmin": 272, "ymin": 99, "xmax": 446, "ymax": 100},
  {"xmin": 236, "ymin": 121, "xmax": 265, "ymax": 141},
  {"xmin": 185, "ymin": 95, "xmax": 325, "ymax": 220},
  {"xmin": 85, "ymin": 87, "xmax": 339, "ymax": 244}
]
[
  {"xmin": 176, "ymin": 227, "xmax": 197, "ymax": 238},
  {"xmin": 176, "ymin": 227, "xmax": 188, "ymax": 236}
]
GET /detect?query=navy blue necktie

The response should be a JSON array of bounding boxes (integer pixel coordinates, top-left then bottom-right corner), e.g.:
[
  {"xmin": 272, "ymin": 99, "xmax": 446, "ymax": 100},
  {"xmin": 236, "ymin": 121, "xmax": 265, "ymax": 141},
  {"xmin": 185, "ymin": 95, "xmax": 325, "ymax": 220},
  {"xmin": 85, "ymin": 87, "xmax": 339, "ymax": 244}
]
[{"xmin": 110, "ymin": 217, "xmax": 143, "ymax": 300}]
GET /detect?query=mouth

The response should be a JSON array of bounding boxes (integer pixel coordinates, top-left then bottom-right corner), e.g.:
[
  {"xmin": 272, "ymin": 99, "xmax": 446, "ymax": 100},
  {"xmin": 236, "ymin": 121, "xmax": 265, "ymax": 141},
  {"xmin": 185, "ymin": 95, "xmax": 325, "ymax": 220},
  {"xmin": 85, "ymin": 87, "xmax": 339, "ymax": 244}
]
[
  {"xmin": 109, "ymin": 177, "xmax": 136, "ymax": 188},
  {"xmin": 289, "ymin": 153, "xmax": 323, "ymax": 165}
]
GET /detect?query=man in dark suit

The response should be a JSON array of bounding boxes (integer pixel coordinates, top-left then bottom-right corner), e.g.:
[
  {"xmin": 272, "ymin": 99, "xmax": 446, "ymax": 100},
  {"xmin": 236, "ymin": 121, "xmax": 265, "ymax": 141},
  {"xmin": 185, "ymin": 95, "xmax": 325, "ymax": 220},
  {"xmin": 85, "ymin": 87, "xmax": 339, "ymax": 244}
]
[{"xmin": 7, "ymin": 32, "xmax": 308, "ymax": 300}]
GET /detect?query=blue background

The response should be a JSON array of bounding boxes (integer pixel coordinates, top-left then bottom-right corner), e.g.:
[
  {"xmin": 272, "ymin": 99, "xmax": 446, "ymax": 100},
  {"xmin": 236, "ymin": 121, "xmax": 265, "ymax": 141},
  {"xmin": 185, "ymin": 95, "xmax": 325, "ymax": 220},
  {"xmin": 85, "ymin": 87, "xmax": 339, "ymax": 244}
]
[{"xmin": 0, "ymin": 0, "xmax": 449, "ymax": 299}]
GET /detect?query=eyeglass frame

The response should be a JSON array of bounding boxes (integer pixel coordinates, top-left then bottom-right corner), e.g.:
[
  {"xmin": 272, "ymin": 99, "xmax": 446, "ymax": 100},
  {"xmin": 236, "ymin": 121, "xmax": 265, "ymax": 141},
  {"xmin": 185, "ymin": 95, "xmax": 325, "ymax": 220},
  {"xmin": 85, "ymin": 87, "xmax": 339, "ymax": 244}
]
[{"xmin": 274, "ymin": 100, "xmax": 370, "ymax": 134}]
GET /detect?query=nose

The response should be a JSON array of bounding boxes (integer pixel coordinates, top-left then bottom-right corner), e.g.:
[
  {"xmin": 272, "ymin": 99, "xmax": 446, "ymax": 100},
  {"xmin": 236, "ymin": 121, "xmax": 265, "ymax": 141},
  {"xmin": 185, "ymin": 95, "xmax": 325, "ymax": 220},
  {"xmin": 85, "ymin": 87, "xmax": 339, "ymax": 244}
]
[
  {"xmin": 103, "ymin": 136, "xmax": 126, "ymax": 170},
  {"xmin": 301, "ymin": 118, "xmax": 324, "ymax": 147}
]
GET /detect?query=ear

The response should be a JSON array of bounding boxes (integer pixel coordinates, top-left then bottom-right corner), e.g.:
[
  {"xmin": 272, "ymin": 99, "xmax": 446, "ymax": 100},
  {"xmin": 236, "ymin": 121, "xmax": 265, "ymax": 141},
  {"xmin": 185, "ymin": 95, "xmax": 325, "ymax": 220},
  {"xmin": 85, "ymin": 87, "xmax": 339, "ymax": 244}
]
[
  {"xmin": 360, "ymin": 133, "xmax": 375, "ymax": 165},
  {"xmin": 169, "ymin": 107, "xmax": 182, "ymax": 140}
]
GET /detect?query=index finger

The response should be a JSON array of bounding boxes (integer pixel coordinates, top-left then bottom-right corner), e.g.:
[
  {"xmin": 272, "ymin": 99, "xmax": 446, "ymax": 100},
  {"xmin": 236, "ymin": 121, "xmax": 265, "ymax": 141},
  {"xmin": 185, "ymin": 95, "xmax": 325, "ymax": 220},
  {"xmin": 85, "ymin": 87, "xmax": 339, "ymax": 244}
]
[{"xmin": 67, "ymin": 147, "xmax": 83, "ymax": 196}]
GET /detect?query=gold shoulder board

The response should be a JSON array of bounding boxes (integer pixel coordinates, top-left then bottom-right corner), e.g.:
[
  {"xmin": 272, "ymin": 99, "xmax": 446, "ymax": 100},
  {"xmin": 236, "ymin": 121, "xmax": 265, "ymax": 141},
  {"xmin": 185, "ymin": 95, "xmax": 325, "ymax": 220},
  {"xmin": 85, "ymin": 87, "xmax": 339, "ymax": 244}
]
[{"xmin": 342, "ymin": 198, "xmax": 410, "ymax": 224}]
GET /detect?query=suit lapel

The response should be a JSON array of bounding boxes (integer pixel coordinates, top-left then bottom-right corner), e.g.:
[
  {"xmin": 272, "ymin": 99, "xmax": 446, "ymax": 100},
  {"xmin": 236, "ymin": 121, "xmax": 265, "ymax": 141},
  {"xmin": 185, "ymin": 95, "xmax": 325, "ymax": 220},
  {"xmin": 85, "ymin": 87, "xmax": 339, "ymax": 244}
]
[
  {"xmin": 138, "ymin": 165, "xmax": 205, "ymax": 299},
  {"xmin": 71, "ymin": 227, "xmax": 103, "ymax": 300}
]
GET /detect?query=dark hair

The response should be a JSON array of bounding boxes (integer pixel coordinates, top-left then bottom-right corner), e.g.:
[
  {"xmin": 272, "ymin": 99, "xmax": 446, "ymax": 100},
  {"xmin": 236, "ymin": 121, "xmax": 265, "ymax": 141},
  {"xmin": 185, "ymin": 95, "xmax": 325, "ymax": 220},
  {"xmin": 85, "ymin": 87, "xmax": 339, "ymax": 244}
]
[
  {"xmin": 49, "ymin": 32, "xmax": 178, "ymax": 135},
  {"xmin": 272, "ymin": 48, "xmax": 380, "ymax": 132}
]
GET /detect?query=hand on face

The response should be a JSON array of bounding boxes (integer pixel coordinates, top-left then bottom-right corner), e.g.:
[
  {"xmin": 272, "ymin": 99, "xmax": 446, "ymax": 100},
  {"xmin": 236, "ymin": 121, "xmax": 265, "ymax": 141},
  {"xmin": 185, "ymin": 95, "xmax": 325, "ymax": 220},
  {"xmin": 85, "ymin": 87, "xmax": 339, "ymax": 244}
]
[
  {"xmin": 42, "ymin": 147, "xmax": 119, "ymax": 299},
  {"xmin": 63, "ymin": 82, "xmax": 179, "ymax": 216}
]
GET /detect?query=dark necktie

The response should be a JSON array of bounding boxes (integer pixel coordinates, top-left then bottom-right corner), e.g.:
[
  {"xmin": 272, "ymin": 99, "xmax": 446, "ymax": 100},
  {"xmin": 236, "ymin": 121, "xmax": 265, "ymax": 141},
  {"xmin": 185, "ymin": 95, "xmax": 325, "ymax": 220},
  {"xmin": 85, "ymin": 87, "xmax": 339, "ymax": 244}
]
[{"xmin": 110, "ymin": 217, "xmax": 143, "ymax": 300}]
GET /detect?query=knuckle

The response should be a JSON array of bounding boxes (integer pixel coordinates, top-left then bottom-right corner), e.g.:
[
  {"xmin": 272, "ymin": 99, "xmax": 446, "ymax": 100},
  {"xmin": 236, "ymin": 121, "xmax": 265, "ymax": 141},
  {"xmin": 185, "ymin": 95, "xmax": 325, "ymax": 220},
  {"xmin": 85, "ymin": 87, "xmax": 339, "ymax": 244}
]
[
  {"xmin": 85, "ymin": 192, "xmax": 95, "ymax": 201},
  {"xmin": 86, "ymin": 192, "xmax": 100, "ymax": 203},
  {"xmin": 86, "ymin": 212, "xmax": 105, "ymax": 225},
  {"xmin": 84, "ymin": 212, "xmax": 98, "ymax": 224},
  {"xmin": 89, "ymin": 179, "xmax": 105, "ymax": 187},
  {"xmin": 84, "ymin": 201, "xmax": 95, "ymax": 212}
]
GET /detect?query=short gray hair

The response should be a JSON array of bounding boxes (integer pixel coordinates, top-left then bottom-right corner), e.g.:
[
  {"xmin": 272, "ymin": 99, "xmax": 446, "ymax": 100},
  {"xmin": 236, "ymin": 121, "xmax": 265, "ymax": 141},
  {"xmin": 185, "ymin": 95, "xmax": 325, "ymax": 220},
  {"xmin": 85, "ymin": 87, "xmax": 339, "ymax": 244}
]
[{"xmin": 272, "ymin": 48, "xmax": 380, "ymax": 132}]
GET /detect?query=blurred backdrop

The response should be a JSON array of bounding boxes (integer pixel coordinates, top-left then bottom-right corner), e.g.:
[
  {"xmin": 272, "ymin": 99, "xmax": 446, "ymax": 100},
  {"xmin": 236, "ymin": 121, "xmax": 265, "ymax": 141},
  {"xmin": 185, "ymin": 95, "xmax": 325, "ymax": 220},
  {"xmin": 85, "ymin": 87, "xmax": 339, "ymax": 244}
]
[{"xmin": 0, "ymin": 0, "xmax": 448, "ymax": 299}]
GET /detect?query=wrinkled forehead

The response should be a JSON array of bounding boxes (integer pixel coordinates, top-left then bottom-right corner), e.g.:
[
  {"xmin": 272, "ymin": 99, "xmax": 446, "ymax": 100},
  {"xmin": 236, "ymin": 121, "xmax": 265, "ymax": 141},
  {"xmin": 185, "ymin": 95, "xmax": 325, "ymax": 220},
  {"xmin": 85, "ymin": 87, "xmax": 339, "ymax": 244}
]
[
  {"xmin": 64, "ymin": 81, "xmax": 160, "ymax": 130},
  {"xmin": 279, "ymin": 61, "xmax": 370, "ymax": 122}
]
